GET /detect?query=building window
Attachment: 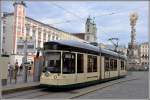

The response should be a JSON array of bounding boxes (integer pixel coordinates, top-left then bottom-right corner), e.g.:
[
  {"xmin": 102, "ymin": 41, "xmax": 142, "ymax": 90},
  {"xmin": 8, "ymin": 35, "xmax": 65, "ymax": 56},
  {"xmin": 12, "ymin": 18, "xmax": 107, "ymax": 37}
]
[
  {"xmin": 38, "ymin": 32, "xmax": 41, "ymax": 40},
  {"xmin": 52, "ymin": 36, "xmax": 55, "ymax": 40},
  {"xmin": 32, "ymin": 30, "xmax": 36, "ymax": 38},
  {"xmin": 3, "ymin": 37, "xmax": 5, "ymax": 43},
  {"xmin": 87, "ymin": 36, "xmax": 89, "ymax": 41},
  {"xmin": 87, "ymin": 25, "xmax": 89, "ymax": 32},
  {"xmin": 43, "ymin": 33, "xmax": 46, "ymax": 42},
  {"xmin": 87, "ymin": 55, "xmax": 97, "ymax": 72},
  {"xmin": 77, "ymin": 54, "xmax": 84, "ymax": 73},
  {"xmin": 56, "ymin": 36, "xmax": 58, "ymax": 40},
  {"xmin": 27, "ymin": 45, "xmax": 34, "ymax": 49},
  {"xmin": 26, "ymin": 28, "xmax": 30, "ymax": 35},
  {"xmin": 17, "ymin": 45, "xmax": 24, "ymax": 49},
  {"xmin": 3, "ymin": 26, "xmax": 5, "ymax": 33},
  {"xmin": 48, "ymin": 35, "xmax": 51, "ymax": 41},
  {"xmin": 38, "ymin": 40, "xmax": 40, "ymax": 47}
]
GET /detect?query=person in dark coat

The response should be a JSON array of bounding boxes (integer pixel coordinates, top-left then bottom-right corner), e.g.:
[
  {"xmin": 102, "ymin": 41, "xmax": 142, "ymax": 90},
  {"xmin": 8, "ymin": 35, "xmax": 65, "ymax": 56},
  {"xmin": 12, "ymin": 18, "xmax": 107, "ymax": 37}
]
[
  {"xmin": 19, "ymin": 64, "xmax": 23, "ymax": 75},
  {"xmin": 14, "ymin": 62, "xmax": 19, "ymax": 84}
]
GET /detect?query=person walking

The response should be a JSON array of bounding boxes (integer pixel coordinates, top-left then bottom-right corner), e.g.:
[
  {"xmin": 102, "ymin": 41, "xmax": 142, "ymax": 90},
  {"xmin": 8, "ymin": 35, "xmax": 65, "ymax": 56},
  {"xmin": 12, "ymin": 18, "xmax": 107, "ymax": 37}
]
[
  {"xmin": 8, "ymin": 62, "xmax": 10, "ymax": 76},
  {"xmin": 9, "ymin": 64, "xmax": 14, "ymax": 84},
  {"xmin": 19, "ymin": 64, "xmax": 23, "ymax": 75},
  {"xmin": 14, "ymin": 62, "xmax": 19, "ymax": 84}
]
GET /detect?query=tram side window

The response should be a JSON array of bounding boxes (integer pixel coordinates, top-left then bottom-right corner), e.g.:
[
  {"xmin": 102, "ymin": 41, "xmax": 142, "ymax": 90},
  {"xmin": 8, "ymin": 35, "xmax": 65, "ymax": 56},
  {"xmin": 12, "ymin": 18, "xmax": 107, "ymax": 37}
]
[
  {"xmin": 87, "ymin": 55, "xmax": 97, "ymax": 72},
  {"xmin": 93, "ymin": 56, "xmax": 97, "ymax": 72},
  {"xmin": 110, "ymin": 59, "xmax": 114, "ymax": 71},
  {"xmin": 114, "ymin": 59, "xmax": 117, "ymax": 71},
  {"xmin": 77, "ymin": 54, "xmax": 84, "ymax": 73},
  {"xmin": 104, "ymin": 57, "xmax": 109, "ymax": 71},
  {"xmin": 88, "ymin": 55, "xmax": 93, "ymax": 72},
  {"xmin": 121, "ymin": 61, "xmax": 124, "ymax": 70},
  {"xmin": 63, "ymin": 53, "xmax": 75, "ymax": 74}
]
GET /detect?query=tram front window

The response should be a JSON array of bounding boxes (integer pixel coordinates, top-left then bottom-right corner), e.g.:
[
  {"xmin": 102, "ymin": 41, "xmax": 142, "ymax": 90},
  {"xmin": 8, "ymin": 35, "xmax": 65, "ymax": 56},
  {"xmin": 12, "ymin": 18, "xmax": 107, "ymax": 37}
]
[{"xmin": 45, "ymin": 52, "xmax": 61, "ymax": 73}]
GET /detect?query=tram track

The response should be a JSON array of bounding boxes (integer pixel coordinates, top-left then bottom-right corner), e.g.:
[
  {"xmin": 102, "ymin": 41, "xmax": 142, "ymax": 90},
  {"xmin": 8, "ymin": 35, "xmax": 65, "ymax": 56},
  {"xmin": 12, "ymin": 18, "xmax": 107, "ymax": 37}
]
[
  {"xmin": 3, "ymin": 77, "xmax": 140, "ymax": 99},
  {"xmin": 68, "ymin": 78, "xmax": 140, "ymax": 99},
  {"xmin": 28, "ymin": 78, "xmax": 140, "ymax": 99}
]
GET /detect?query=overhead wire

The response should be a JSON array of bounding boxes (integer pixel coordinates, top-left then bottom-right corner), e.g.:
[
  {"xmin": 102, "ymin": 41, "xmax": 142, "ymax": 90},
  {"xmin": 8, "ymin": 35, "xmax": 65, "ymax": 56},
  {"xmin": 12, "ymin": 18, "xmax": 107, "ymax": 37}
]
[{"xmin": 45, "ymin": 4, "xmax": 143, "ymax": 45}]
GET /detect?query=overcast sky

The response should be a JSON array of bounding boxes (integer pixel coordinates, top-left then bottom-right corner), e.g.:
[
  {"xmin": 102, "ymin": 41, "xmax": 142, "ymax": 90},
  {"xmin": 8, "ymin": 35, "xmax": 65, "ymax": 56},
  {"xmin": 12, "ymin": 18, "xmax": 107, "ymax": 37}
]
[{"xmin": 2, "ymin": 1, "xmax": 149, "ymax": 46}]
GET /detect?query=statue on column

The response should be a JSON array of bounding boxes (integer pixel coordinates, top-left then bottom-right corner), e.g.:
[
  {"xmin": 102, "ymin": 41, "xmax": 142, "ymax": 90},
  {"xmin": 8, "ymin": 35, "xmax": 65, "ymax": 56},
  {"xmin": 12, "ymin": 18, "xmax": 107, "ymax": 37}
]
[
  {"xmin": 127, "ymin": 12, "xmax": 140, "ymax": 69},
  {"xmin": 130, "ymin": 12, "xmax": 138, "ymax": 48}
]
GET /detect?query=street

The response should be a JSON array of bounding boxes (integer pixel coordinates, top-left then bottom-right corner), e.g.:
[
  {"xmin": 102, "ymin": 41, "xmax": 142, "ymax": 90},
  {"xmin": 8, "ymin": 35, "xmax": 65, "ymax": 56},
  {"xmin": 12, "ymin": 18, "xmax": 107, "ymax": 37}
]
[
  {"xmin": 76, "ymin": 71, "xmax": 148, "ymax": 99},
  {"xmin": 2, "ymin": 71, "xmax": 148, "ymax": 99}
]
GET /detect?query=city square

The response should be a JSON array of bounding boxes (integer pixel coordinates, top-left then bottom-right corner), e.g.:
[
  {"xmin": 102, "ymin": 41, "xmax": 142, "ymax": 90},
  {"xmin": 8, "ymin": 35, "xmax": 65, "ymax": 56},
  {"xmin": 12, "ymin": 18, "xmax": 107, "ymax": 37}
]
[{"xmin": 0, "ymin": 0, "xmax": 149, "ymax": 99}]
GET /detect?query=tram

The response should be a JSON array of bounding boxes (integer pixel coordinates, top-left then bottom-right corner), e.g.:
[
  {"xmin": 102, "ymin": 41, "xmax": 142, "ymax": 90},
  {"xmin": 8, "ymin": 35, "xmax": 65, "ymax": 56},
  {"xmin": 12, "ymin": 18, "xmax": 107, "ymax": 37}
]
[{"xmin": 40, "ymin": 40, "xmax": 127, "ymax": 89}]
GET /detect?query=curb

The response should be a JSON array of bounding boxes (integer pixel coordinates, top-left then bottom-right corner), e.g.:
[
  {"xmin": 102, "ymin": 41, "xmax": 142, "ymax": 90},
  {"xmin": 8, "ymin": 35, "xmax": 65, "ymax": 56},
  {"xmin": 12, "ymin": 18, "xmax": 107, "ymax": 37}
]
[{"xmin": 2, "ymin": 83, "xmax": 40, "ymax": 95}]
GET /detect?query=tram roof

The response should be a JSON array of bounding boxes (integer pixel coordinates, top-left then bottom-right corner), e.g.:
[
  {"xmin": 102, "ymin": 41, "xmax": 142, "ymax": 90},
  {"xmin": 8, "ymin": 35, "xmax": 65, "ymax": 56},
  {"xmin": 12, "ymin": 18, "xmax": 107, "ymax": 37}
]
[
  {"xmin": 101, "ymin": 48, "xmax": 118, "ymax": 56},
  {"xmin": 101, "ymin": 48, "xmax": 127, "ymax": 59},
  {"xmin": 45, "ymin": 40, "xmax": 100, "ymax": 52},
  {"xmin": 45, "ymin": 40, "xmax": 127, "ymax": 59}
]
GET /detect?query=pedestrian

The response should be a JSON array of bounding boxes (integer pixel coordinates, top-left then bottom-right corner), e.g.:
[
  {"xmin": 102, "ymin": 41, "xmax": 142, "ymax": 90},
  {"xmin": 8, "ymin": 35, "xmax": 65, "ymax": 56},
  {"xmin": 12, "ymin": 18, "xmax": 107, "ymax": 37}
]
[
  {"xmin": 19, "ymin": 64, "xmax": 23, "ymax": 75},
  {"xmin": 9, "ymin": 65, "xmax": 14, "ymax": 84},
  {"xmin": 14, "ymin": 62, "xmax": 19, "ymax": 84},
  {"xmin": 8, "ymin": 62, "xmax": 10, "ymax": 76}
]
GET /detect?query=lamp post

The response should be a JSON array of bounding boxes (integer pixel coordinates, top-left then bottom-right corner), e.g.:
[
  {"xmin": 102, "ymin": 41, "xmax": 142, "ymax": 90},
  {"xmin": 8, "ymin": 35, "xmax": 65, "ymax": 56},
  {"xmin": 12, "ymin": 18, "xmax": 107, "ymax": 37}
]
[{"xmin": 0, "ymin": 10, "xmax": 3, "ymax": 55}]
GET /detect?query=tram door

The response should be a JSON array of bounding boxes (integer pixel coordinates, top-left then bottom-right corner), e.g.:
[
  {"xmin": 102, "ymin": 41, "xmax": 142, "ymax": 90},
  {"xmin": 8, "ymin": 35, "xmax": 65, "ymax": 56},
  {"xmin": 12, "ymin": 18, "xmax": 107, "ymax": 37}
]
[
  {"xmin": 76, "ymin": 53, "xmax": 85, "ymax": 84},
  {"xmin": 117, "ymin": 59, "xmax": 121, "ymax": 77},
  {"xmin": 104, "ymin": 56, "xmax": 110, "ymax": 79},
  {"xmin": 62, "ymin": 52, "xmax": 76, "ymax": 84}
]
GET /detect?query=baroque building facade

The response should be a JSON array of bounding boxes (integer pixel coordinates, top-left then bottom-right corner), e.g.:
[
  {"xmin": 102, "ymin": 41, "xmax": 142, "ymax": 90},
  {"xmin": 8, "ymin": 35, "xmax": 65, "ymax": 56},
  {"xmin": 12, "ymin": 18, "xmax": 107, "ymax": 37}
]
[
  {"xmin": 2, "ymin": 1, "xmax": 84, "ymax": 65},
  {"xmin": 139, "ymin": 42, "xmax": 149, "ymax": 66},
  {"xmin": 73, "ymin": 16, "xmax": 97, "ymax": 43}
]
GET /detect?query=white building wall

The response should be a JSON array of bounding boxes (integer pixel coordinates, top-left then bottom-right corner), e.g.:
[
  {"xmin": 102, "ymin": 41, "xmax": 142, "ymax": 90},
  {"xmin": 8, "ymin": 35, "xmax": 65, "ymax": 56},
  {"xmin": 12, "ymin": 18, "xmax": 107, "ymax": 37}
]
[
  {"xmin": 0, "ymin": 12, "xmax": 3, "ymax": 54},
  {"xmin": 139, "ymin": 43, "xmax": 149, "ymax": 65},
  {"xmin": 3, "ymin": 16, "xmax": 14, "ymax": 54},
  {"xmin": 3, "ymin": 14, "xmax": 85, "ymax": 65}
]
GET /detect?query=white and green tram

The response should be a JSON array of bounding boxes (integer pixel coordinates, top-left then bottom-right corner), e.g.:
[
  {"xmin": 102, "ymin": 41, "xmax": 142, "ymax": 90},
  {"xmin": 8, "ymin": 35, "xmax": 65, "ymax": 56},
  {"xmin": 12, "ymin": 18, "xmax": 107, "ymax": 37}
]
[{"xmin": 40, "ymin": 40, "xmax": 127, "ymax": 89}]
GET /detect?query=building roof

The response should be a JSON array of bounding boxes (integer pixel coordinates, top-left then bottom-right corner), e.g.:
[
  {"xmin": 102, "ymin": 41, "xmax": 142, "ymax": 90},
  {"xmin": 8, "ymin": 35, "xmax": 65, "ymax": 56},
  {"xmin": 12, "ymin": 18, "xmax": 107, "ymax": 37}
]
[
  {"xmin": 72, "ymin": 33, "xmax": 86, "ymax": 34},
  {"xmin": 3, "ymin": 12, "xmax": 13, "ymax": 17},
  {"xmin": 139, "ymin": 42, "xmax": 149, "ymax": 45},
  {"xmin": 2, "ymin": 12, "xmax": 82, "ymax": 39},
  {"xmin": 26, "ymin": 16, "xmax": 69, "ymax": 34}
]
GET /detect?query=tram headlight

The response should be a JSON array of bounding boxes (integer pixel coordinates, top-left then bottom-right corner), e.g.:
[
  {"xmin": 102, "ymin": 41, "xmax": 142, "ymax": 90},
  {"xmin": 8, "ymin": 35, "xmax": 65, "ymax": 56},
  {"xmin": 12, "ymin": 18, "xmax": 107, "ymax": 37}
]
[
  {"xmin": 45, "ymin": 71, "xmax": 50, "ymax": 77},
  {"xmin": 53, "ymin": 75, "xmax": 57, "ymax": 79}
]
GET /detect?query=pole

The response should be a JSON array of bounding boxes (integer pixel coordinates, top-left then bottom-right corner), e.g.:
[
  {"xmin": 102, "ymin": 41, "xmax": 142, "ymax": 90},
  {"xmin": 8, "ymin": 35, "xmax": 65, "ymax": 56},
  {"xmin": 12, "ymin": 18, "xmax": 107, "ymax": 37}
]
[
  {"xmin": 0, "ymin": 1, "xmax": 3, "ymax": 55},
  {"xmin": 23, "ymin": 38, "xmax": 28, "ymax": 83}
]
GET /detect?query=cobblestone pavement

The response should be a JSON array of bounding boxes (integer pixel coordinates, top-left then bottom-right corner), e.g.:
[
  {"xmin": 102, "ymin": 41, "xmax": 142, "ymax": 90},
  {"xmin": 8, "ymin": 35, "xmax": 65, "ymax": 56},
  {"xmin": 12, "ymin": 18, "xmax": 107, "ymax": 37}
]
[
  {"xmin": 76, "ymin": 71, "xmax": 149, "ymax": 99},
  {"xmin": 2, "ymin": 71, "xmax": 148, "ymax": 99}
]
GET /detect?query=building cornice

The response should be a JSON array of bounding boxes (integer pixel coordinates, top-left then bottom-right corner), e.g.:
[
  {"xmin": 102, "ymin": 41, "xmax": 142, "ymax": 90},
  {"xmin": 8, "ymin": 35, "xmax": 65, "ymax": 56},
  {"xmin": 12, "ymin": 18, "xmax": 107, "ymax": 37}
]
[{"xmin": 2, "ymin": 12, "xmax": 82, "ymax": 40}]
